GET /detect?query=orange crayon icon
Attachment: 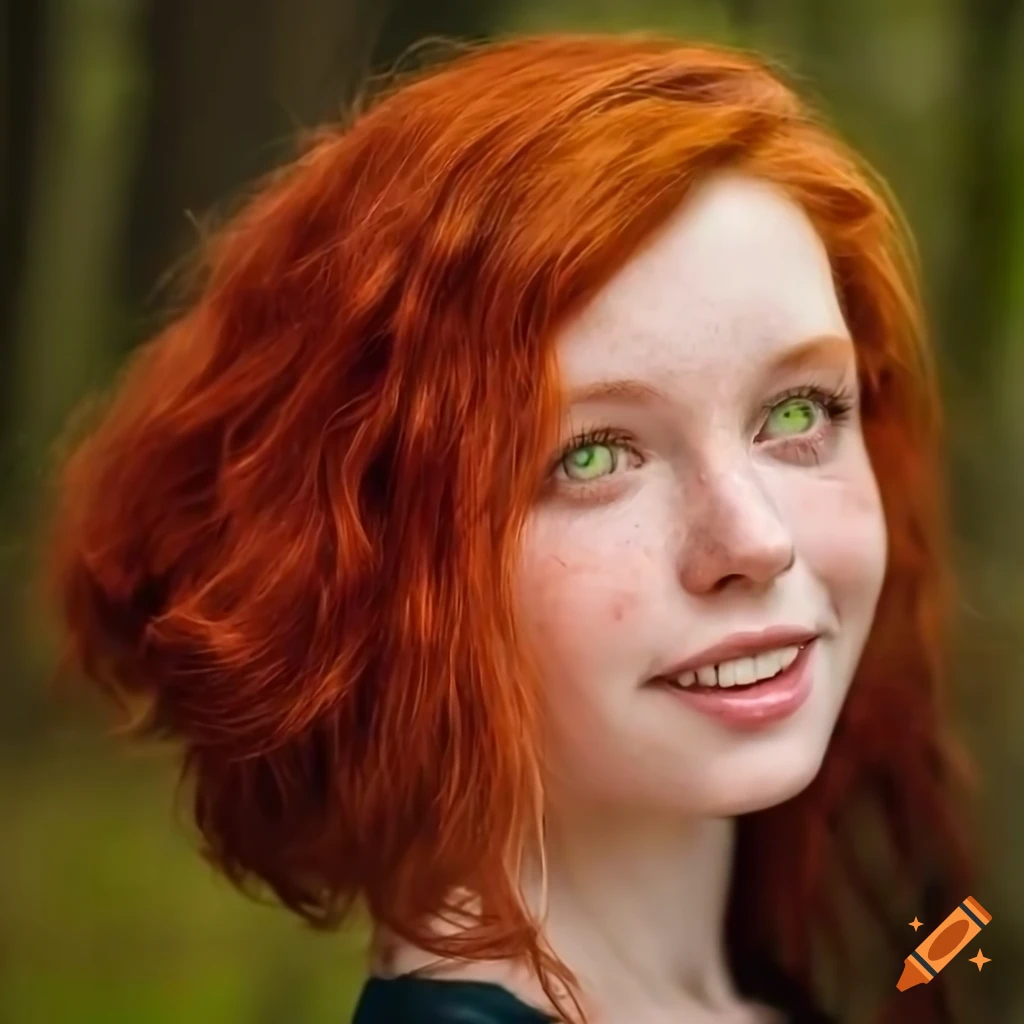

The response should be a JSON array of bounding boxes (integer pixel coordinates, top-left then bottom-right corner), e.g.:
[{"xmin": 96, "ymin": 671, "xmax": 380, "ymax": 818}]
[{"xmin": 897, "ymin": 897, "xmax": 992, "ymax": 991}]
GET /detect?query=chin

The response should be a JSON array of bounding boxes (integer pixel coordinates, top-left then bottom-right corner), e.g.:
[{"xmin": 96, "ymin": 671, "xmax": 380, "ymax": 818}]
[{"xmin": 664, "ymin": 732, "xmax": 833, "ymax": 818}]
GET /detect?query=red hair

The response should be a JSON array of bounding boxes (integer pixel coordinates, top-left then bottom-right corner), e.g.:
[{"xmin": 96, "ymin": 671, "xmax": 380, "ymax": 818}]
[{"xmin": 44, "ymin": 33, "xmax": 975, "ymax": 1022}]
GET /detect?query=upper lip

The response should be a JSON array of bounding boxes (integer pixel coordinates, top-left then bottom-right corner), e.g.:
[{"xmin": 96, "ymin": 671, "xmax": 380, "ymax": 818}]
[{"xmin": 652, "ymin": 625, "xmax": 820, "ymax": 680}]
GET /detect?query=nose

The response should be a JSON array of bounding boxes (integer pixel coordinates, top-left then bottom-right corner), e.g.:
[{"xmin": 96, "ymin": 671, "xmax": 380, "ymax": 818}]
[{"xmin": 675, "ymin": 466, "xmax": 795, "ymax": 595}]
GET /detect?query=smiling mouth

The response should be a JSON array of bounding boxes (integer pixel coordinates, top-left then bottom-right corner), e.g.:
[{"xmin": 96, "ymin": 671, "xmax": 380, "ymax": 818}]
[
  {"xmin": 649, "ymin": 641, "xmax": 813, "ymax": 691},
  {"xmin": 648, "ymin": 640, "xmax": 817, "ymax": 728}
]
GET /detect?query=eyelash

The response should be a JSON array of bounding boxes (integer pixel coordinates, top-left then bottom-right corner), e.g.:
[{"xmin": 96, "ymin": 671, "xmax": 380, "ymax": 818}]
[{"xmin": 552, "ymin": 382, "xmax": 856, "ymax": 489}]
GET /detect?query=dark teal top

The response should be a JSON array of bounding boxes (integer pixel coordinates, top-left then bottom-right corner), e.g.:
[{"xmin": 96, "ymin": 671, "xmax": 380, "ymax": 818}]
[
  {"xmin": 351, "ymin": 971, "xmax": 837, "ymax": 1023},
  {"xmin": 352, "ymin": 975, "xmax": 555, "ymax": 1022}
]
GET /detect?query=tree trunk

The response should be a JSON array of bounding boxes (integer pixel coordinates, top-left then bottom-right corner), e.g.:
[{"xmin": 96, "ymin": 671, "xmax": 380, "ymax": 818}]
[{"xmin": 122, "ymin": 0, "xmax": 390, "ymax": 338}]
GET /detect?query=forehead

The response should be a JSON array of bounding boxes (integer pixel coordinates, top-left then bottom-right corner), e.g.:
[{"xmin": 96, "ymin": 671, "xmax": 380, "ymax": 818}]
[{"xmin": 554, "ymin": 171, "xmax": 849, "ymax": 384}]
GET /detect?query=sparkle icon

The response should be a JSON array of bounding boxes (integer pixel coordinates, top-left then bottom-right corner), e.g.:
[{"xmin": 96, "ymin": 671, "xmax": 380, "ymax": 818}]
[
  {"xmin": 909, "ymin": 917, "xmax": 923, "ymax": 931},
  {"xmin": 969, "ymin": 950, "xmax": 991, "ymax": 972}
]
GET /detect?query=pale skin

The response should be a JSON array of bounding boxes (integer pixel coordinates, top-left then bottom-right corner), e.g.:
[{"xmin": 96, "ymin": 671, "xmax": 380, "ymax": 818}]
[{"xmin": 374, "ymin": 171, "xmax": 888, "ymax": 1022}]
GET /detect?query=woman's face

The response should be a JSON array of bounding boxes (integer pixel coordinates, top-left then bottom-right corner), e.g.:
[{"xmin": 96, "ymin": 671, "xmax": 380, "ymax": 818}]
[{"xmin": 515, "ymin": 171, "xmax": 887, "ymax": 816}]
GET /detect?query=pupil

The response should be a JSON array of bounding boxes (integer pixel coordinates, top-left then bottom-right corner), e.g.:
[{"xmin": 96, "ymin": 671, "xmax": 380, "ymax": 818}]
[{"xmin": 780, "ymin": 400, "xmax": 811, "ymax": 430}]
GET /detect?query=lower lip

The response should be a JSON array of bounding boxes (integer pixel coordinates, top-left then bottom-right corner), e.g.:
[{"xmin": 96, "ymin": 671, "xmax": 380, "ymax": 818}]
[{"xmin": 652, "ymin": 641, "xmax": 816, "ymax": 730}]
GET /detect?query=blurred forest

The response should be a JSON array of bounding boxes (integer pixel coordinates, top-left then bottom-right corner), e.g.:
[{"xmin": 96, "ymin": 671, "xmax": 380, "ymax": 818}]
[{"xmin": 2, "ymin": 1, "xmax": 1023, "ymax": 1022}]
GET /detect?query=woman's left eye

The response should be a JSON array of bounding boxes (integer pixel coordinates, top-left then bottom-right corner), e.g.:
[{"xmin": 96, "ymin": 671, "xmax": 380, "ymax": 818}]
[{"xmin": 757, "ymin": 396, "xmax": 823, "ymax": 441}]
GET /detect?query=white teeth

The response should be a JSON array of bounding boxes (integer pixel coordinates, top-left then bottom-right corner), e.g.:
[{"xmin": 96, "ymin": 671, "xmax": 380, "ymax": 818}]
[
  {"xmin": 696, "ymin": 665, "xmax": 717, "ymax": 687},
  {"xmin": 779, "ymin": 645, "xmax": 800, "ymax": 670},
  {"xmin": 755, "ymin": 649, "xmax": 783, "ymax": 679},
  {"xmin": 665, "ymin": 643, "xmax": 806, "ymax": 690},
  {"xmin": 732, "ymin": 656, "xmax": 757, "ymax": 686}
]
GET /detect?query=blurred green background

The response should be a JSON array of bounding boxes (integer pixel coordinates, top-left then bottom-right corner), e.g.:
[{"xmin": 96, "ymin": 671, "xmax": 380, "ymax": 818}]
[{"xmin": 3, "ymin": 1, "xmax": 1023, "ymax": 1022}]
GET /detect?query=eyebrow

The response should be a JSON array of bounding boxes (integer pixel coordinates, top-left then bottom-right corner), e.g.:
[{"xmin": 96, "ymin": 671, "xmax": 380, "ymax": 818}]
[
  {"xmin": 768, "ymin": 333, "xmax": 854, "ymax": 373},
  {"xmin": 563, "ymin": 334, "xmax": 854, "ymax": 407},
  {"xmin": 565, "ymin": 378, "xmax": 672, "ymax": 406}
]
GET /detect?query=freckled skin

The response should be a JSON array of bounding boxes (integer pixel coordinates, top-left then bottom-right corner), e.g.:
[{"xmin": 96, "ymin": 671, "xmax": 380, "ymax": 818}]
[{"xmin": 516, "ymin": 171, "xmax": 888, "ymax": 817}]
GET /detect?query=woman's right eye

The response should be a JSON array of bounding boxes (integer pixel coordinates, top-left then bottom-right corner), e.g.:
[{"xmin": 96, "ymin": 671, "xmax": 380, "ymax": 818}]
[
  {"xmin": 554, "ymin": 431, "xmax": 640, "ymax": 485},
  {"xmin": 560, "ymin": 442, "xmax": 619, "ymax": 481}
]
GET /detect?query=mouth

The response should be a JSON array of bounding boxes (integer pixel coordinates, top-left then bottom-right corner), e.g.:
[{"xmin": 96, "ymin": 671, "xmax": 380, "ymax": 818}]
[
  {"xmin": 650, "ymin": 640, "xmax": 809, "ymax": 691},
  {"xmin": 645, "ymin": 638, "xmax": 818, "ymax": 729}
]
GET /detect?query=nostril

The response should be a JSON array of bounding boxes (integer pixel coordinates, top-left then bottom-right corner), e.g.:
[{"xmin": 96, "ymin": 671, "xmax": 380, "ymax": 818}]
[{"xmin": 714, "ymin": 573, "xmax": 746, "ymax": 592}]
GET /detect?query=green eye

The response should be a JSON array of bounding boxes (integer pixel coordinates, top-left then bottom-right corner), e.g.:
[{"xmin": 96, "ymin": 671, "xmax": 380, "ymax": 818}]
[
  {"xmin": 763, "ymin": 397, "xmax": 819, "ymax": 438},
  {"xmin": 562, "ymin": 443, "xmax": 615, "ymax": 481}
]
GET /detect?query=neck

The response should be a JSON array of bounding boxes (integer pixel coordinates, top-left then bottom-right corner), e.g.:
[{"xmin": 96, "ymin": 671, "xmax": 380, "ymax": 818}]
[
  {"xmin": 369, "ymin": 808, "xmax": 772, "ymax": 1022},
  {"xmin": 522, "ymin": 802, "xmax": 741, "ymax": 1018}
]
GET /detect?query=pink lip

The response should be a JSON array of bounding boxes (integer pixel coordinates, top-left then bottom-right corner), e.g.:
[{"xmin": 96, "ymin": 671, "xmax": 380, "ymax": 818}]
[
  {"xmin": 653, "ymin": 639, "xmax": 816, "ymax": 730},
  {"xmin": 653, "ymin": 625, "xmax": 820, "ymax": 680}
]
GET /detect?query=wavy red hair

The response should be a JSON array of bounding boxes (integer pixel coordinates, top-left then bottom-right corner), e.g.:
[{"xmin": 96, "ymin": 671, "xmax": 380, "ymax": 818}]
[{"xmin": 44, "ymin": 33, "xmax": 975, "ymax": 1023}]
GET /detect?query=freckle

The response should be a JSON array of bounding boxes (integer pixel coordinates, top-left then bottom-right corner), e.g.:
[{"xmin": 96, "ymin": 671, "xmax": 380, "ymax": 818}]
[{"xmin": 610, "ymin": 592, "xmax": 637, "ymax": 622}]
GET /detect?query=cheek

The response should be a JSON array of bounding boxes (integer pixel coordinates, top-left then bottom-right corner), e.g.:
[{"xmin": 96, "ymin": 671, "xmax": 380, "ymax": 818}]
[
  {"xmin": 515, "ymin": 513, "xmax": 653, "ymax": 697},
  {"xmin": 784, "ymin": 455, "xmax": 888, "ymax": 608}
]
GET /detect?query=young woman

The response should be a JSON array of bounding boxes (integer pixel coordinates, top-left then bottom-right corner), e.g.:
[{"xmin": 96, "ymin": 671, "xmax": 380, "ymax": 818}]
[{"xmin": 45, "ymin": 33, "xmax": 976, "ymax": 1024}]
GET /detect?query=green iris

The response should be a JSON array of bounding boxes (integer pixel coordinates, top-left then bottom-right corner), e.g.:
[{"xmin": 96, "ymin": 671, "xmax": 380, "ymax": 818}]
[
  {"xmin": 563, "ymin": 443, "xmax": 614, "ymax": 480},
  {"xmin": 764, "ymin": 397, "xmax": 818, "ymax": 438}
]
